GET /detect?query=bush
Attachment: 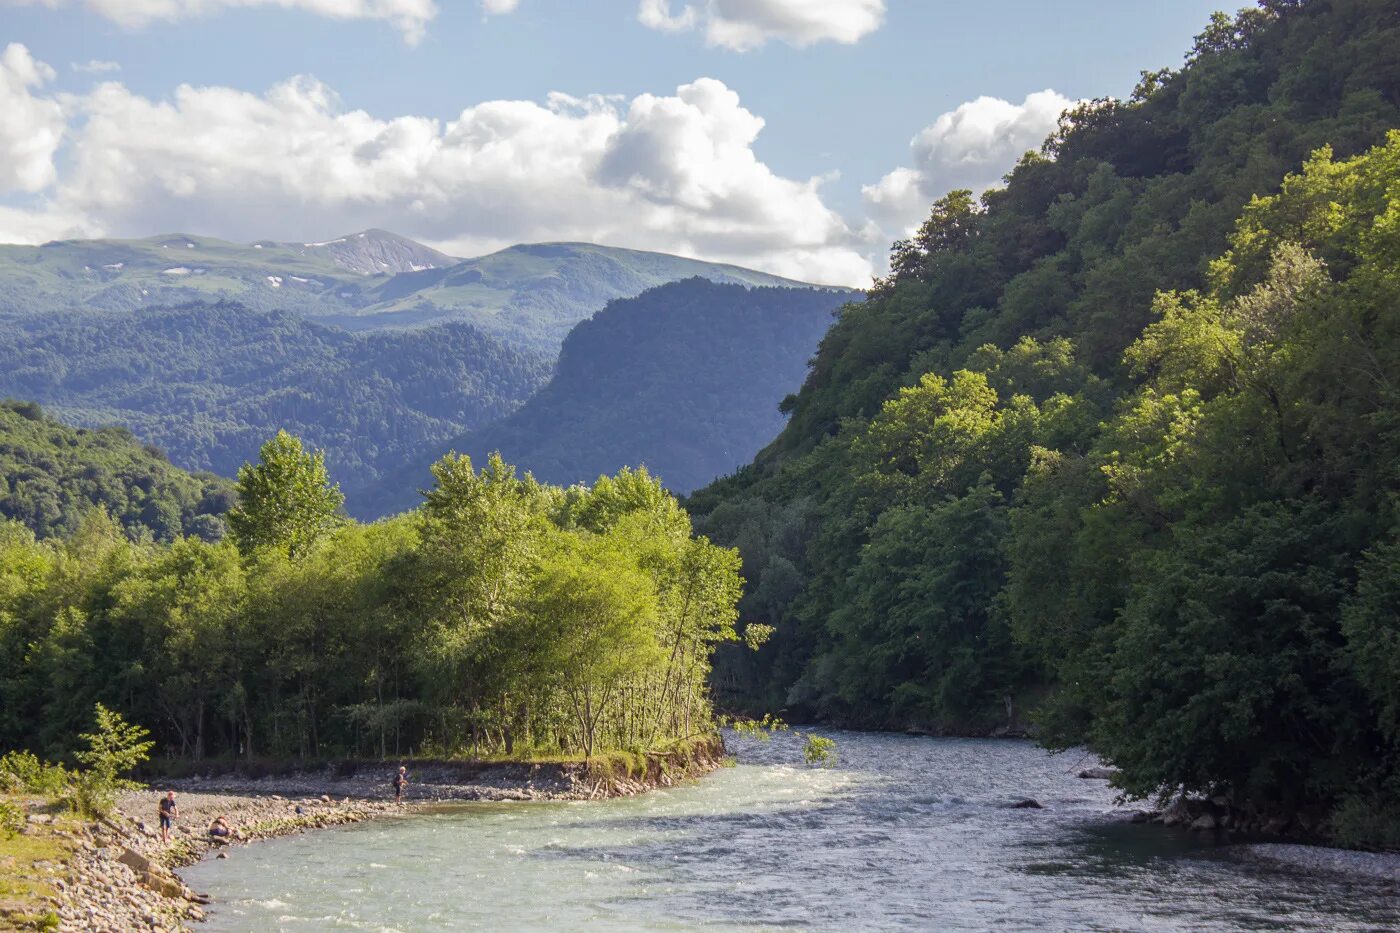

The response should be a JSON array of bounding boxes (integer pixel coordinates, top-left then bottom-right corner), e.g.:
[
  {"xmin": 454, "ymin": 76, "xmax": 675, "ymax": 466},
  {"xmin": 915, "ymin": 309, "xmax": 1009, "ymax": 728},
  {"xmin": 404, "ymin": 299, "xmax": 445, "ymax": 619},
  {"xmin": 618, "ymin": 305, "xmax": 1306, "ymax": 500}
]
[
  {"xmin": 68, "ymin": 704, "xmax": 153, "ymax": 817},
  {"xmin": 1329, "ymin": 795, "xmax": 1400, "ymax": 851},
  {"xmin": 802, "ymin": 735, "xmax": 837, "ymax": 768},
  {"xmin": 0, "ymin": 752, "xmax": 68, "ymax": 798},
  {"xmin": 0, "ymin": 799, "xmax": 24, "ymax": 839}
]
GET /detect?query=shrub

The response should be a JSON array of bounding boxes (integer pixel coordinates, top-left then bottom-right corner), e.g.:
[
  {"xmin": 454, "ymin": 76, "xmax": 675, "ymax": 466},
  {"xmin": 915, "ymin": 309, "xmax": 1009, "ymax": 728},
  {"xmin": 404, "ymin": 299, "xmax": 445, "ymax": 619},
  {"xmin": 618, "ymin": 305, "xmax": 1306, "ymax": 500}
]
[
  {"xmin": 1329, "ymin": 795, "xmax": 1400, "ymax": 851},
  {"xmin": 0, "ymin": 752, "xmax": 68, "ymax": 798},
  {"xmin": 802, "ymin": 735, "xmax": 837, "ymax": 768},
  {"xmin": 67, "ymin": 704, "xmax": 154, "ymax": 817},
  {"xmin": 0, "ymin": 799, "xmax": 24, "ymax": 839}
]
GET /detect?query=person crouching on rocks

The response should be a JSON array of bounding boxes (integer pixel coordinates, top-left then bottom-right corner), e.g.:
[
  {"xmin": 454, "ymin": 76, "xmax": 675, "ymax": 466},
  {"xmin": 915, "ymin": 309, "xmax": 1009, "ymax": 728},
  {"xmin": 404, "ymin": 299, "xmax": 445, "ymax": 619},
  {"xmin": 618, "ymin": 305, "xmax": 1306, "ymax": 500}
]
[
  {"xmin": 158, "ymin": 791, "xmax": 178, "ymax": 843},
  {"xmin": 393, "ymin": 766, "xmax": 408, "ymax": 803},
  {"xmin": 208, "ymin": 815, "xmax": 232, "ymax": 843}
]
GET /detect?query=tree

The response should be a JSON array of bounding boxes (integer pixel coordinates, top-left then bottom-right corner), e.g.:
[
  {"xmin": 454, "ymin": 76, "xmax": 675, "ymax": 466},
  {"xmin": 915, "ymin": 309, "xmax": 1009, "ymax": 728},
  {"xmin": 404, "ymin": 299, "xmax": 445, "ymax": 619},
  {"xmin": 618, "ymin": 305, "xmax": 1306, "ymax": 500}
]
[
  {"xmin": 527, "ymin": 530, "xmax": 661, "ymax": 758},
  {"xmin": 71, "ymin": 703, "xmax": 154, "ymax": 816},
  {"xmin": 227, "ymin": 430, "xmax": 344, "ymax": 559}
]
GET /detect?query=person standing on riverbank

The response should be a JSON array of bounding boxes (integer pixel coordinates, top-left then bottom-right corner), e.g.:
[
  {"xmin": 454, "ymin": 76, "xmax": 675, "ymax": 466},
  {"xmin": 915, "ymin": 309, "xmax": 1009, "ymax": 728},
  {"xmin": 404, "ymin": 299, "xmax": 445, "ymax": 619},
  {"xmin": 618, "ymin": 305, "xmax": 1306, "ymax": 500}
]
[
  {"xmin": 158, "ymin": 791, "xmax": 178, "ymax": 843},
  {"xmin": 393, "ymin": 766, "xmax": 408, "ymax": 803}
]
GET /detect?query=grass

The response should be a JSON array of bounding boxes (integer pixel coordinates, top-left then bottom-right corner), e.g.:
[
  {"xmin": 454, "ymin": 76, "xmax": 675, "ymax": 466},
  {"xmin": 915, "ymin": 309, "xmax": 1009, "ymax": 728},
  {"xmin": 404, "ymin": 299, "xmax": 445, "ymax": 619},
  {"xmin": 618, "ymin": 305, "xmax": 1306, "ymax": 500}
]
[{"xmin": 0, "ymin": 795, "xmax": 73, "ymax": 932}]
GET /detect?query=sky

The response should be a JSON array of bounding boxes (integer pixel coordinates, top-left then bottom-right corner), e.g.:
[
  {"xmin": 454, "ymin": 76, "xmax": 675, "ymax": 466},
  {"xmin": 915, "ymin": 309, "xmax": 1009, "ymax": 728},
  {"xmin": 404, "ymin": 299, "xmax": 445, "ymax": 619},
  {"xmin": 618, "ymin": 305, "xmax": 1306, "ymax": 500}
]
[{"xmin": 1, "ymin": 0, "xmax": 1230, "ymax": 285}]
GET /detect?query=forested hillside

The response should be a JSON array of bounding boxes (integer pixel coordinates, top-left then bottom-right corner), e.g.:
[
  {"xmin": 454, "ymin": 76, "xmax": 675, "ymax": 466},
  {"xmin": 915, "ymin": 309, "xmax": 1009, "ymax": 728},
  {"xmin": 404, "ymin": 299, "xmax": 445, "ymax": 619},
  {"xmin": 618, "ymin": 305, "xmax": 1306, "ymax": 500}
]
[
  {"xmin": 689, "ymin": 0, "xmax": 1400, "ymax": 844},
  {"xmin": 366, "ymin": 279, "xmax": 851, "ymax": 516},
  {"xmin": 0, "ymin": 302, "xmax": 550, "ymax": 506},
  {"xmin": 0, "ymin": 399, "xmax": 232, "ymax": 542}
]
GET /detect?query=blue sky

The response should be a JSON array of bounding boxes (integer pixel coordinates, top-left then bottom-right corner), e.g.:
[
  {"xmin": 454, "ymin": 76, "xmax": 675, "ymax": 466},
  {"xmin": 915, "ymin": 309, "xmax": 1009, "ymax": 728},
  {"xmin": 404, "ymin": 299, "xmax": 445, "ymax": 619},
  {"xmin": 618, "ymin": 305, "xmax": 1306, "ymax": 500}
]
[{"xmin": 1, "ymin": 1, "xmax": 1229, "ymax": 283}]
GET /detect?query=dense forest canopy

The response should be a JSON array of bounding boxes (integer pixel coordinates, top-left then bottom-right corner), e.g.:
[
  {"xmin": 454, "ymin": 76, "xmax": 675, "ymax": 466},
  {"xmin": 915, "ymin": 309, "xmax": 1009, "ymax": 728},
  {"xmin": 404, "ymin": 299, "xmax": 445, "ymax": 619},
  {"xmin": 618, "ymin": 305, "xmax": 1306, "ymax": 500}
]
[
  {"xmin": 0, "ymin": 399, "xmax": 232, "ymax": 542},
  {"xmin": 0, "ymin": 434, "xmax": 745, "ymax": 764},
  {"xmin": 689, "ymin": 0, "xmax": 1400, "ymax": 845},
  {"xmin": 366, "ymin": 279, "xmax": 852, "ymax": 516},
  {"xmin": 0, "ymin": 302, "xmax": 551, "ymax": 512}
]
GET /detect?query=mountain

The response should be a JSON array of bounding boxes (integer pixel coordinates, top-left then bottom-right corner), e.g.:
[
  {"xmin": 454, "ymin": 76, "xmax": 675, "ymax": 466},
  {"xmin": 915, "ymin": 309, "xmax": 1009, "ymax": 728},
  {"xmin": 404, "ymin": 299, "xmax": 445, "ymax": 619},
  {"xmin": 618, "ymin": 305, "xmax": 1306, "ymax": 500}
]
[
  {"xmin": 364, "ymin": 279, "xmax": 853, "ymax": 517},
  {"xmin": 0, "ymin": 302, "xmax": 550, "ymax": 507},
  {"xmin": 347, "ymin": 242, "xmax": 818, "ymax": 351},
  {"xmin": 687, "ymin": 0, "xmax": 1400, "ymax": 843},
  {"xmin": 0, "ymin": 398, "xmax": 234, "ymax": 542},
  {"xmin": 264, "ymin": 228, "xmax": 458, "ymax": 276},
  {"xmin": 0, "ymin": 232, "xmax": 816, "ymax": 354}
]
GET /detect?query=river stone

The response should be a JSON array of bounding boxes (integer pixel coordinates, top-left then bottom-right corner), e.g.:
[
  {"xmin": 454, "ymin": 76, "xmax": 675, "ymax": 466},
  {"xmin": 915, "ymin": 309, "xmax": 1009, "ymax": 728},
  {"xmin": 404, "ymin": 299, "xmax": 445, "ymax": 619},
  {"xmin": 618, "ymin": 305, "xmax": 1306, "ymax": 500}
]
[
  {"xmin": 1160, "ymin": 799, "xmax": 1193, "ymax": 827},
  {"xmin": 1007, "ymin": 798, "xmax": 1044, "ymax": 809},
  {"xmin": 1190, "ymin": 813, "xmax": 1218, "ymax": 831},
  {"xmin": 1077, "ymin": 767, "xmax": 1116, "ymax": 780}
]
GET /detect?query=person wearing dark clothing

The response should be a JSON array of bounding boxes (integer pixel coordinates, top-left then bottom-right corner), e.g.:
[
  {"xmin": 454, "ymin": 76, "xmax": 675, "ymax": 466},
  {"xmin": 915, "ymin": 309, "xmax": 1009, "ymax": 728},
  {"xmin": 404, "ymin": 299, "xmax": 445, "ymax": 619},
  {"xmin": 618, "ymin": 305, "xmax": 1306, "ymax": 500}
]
[
  {"xmin": 208, "ymin": 815, "xmax": 232, "ymax": 842},
  {"xmin": 158, "ymin": 791, "xmax": 178, "ymax": 843}
]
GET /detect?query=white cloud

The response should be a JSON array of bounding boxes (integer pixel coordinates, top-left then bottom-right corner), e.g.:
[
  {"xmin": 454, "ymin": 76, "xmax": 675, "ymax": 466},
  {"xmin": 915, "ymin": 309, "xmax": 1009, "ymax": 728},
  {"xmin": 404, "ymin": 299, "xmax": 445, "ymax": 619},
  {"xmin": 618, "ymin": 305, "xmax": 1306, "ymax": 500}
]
[
  {"xmin": 0, "ymin": 43, "xmax": 66, "ymax": 194},
  {"xmin": 480, "ymin": 0, "xmax": 516, "ymax": 13},
  {"xmin": 864, "ymin": 89, "xmax": 1073, "ymax": 233},
  {"xmin": 72, "ymin": 58, "xmax": 122, "ymax": 72},
  {"xmin": 4, "ymin": 0, "xmax": 439, "ymax": 43},
  {"xmin": 1, "ymin": 47, "xmax": 872, "ymax": 286},
  {"xmin": 638, "ymin": 0, "xmax": 885, "ymax": 50}
]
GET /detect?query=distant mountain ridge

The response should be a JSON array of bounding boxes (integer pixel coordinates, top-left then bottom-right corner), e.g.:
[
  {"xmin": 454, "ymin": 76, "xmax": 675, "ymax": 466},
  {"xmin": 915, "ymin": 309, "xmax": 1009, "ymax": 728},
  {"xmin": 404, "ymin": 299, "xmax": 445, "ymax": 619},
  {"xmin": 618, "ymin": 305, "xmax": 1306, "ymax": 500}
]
[
  {"xmin": 364, "ymin": 278, "xmax": 853, "ymax": 517},
  {"xmin": 263, "ymin": 228, "xmax": 459, "ymax": 275},
  {"xmin": 0, "ymin": 230, "xmax": 827, "ymax": 353}
]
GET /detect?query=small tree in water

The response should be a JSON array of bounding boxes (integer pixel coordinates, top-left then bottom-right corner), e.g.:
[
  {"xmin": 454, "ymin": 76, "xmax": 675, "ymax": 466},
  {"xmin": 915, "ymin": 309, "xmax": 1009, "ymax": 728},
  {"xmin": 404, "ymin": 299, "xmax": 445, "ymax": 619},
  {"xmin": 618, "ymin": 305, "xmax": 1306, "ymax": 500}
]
[
  {"xmin": 803, "ymin": 735, "xmax": 837, "ymax": 767},
  {"xmin": 722, "ymin": 715, "xmax": 837, "ymax": 768}
]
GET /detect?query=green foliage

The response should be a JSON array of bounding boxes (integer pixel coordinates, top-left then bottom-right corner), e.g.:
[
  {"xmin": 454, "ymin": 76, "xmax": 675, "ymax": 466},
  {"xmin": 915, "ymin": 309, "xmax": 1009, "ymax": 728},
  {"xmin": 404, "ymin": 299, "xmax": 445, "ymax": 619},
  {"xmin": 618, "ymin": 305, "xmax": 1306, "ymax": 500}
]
[
  {"xmin": 720, "ymin": 713, "xmax": 789, "ymax": 742},
  {"xmin": 0, "ymin": 800, "xmax": 22, "ymax": 840},
  {"xmin": 228, "ymin": 431, "xmax": 344, "ymax": 558},
  {"xmin": 75, "ymin": 704, "xmax": 154, "ymax": 784},
  {"xmin": 0, "ymin": 399, "xmax": 232, "ymax": 542},
  {"xmin": 690, "ymin": 1, "xmax": 1400, "ymax": 842},
  {"xmin": 1, "ymin": 447, "xmax": 745, "ymax": 764},
  {"xmin": 0, "ymin": 753, "xmax": 68, "ymax": 799},
  {"xmin": 69, "ymin": 704, "xmax": 153, "ymax": 817},
  {"xmin": 802, "ymin": 735, "xmax": 837, "ymax": 768},
  {"xmin": 0, "ymin": 708, "xmax": 152, "ymax": 820}
]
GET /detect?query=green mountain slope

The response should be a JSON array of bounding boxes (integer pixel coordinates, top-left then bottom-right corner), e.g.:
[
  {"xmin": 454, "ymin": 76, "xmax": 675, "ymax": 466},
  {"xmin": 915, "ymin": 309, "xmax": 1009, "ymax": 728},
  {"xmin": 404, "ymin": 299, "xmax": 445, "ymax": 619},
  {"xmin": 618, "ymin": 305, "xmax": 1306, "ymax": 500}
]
[
  {"xmin": 365, "ymin": 279, "xmax": 852, "ymax": 516},
  {"xmin": 687, "ymin": 0, "xmax": 1400, "ymax": 839},
  {"xmin": 351, "ymin": 242, "xmax": 819, "ymax": 351},
  {"xmin": 0, "ymin": 232, "xmax": 814, "ymax": 354},
  {"xmin": 0, "ymin": 399, "xmax": 233, "ymax": 541},
  {"xmin": 0, "ymin": 302, "xmax": 550, "ymax": 507}
]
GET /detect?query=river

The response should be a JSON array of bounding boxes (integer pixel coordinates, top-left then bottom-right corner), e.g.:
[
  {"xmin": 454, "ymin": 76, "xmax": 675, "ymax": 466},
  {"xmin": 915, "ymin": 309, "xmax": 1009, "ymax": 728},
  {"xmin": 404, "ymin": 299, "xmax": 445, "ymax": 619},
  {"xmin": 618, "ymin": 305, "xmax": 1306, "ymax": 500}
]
[{"xmin": 182, "ymin": 730, "xmax": 1400, "ymax": 931}]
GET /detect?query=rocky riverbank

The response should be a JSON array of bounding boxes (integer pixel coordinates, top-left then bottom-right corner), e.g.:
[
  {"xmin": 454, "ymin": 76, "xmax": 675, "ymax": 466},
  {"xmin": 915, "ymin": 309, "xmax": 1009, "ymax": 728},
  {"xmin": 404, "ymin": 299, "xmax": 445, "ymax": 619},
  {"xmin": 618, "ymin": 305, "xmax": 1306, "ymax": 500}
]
[
  {"xmin": 41, "ymin": 792, "xmax": 396, "ymax": 932},
  {"xmin": 35, "ymin": 736, "xmax": 725, "ymax": 932}
]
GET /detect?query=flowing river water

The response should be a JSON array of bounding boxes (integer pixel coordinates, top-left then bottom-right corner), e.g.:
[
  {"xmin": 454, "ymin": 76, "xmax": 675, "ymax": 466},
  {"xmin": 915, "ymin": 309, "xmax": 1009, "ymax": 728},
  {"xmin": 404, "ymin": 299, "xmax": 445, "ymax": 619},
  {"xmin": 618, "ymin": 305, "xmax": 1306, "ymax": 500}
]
[{"xmin": 182, "ymin": 731, "xmax": 1400, "ymax": 931}]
